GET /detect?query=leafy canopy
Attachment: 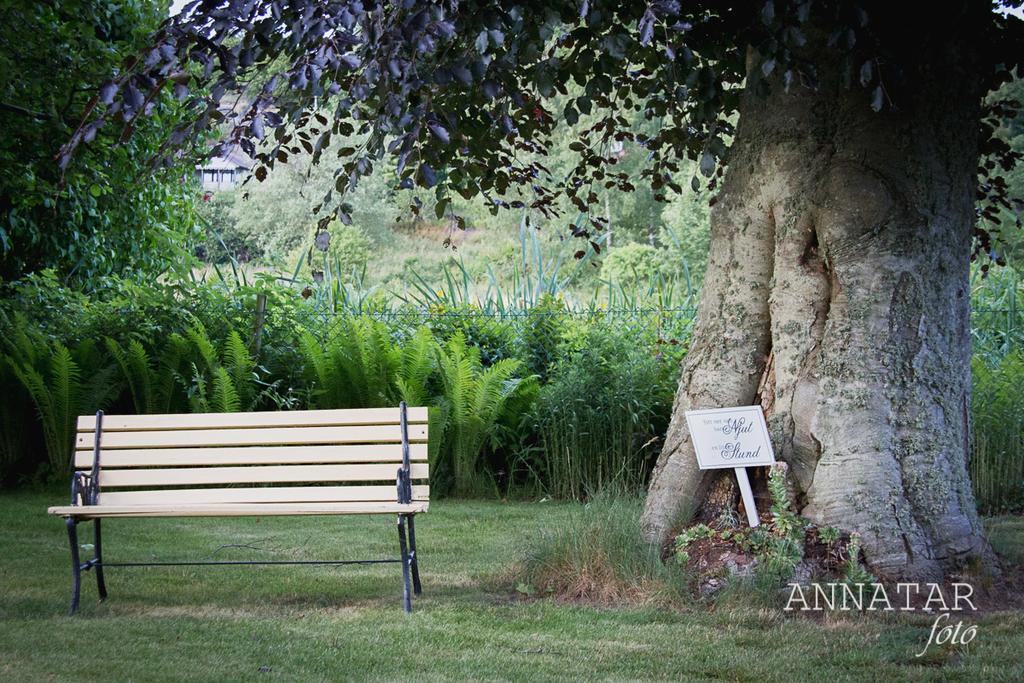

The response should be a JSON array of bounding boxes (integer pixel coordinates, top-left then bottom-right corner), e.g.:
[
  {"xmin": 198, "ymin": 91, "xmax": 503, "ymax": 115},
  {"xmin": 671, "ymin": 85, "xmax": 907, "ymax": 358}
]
[
  {"xmin": 0, "ymin": 0, "xmax": 201, "ymax": 284},
  {"xmin": 60, "ymin": 1, "xmax": 1024, "ymax": 258}
]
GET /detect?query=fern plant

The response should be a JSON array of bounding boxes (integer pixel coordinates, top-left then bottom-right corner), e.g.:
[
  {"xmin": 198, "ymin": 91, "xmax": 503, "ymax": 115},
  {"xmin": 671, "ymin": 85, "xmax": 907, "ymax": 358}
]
[
  {"xmin": 301, "ymin": 320, "xmax": 438, "ymax": 409},
  {"xmin": 180, "ymin": 325, "xmax": 267, "ymax": 413},
  {"xmin": 105, "ymin": 334, "xmax": 190, "ymax": 414},
  {"xmin": 0, "ymin": 323, "xmax": 36, "ymax": 479},
  {"xmin": 4, "ymin": 321, "xmax": 117, "ymax": 476},
  {"xmin": 435, "ymin": 332, "xmax": 537, "ymax": 496},
  {"xmin": 395, "ymin": 326, "xmax": 438, "ymax": 406},
  {"xmin": 299, "ymin": 319, "xmax": 397, "ymax": 408}
]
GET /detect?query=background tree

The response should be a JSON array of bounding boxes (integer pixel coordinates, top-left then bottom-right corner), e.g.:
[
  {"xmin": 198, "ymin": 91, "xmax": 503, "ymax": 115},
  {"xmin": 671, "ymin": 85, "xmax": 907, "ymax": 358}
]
[
  {"xmin": 0, "ymin": 0, "xmax": 199, "ymax": 285},
  {"xmin": 60, "ymin": 0, "xmax": 1024, "ymax": 580}
]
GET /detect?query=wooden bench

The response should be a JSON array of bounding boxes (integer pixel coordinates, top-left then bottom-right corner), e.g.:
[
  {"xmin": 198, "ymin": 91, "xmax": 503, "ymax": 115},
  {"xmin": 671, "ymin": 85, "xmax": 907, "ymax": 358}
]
[{"xmin": 48, "ymin": 403, "xmax": 428, "ymax": 614}]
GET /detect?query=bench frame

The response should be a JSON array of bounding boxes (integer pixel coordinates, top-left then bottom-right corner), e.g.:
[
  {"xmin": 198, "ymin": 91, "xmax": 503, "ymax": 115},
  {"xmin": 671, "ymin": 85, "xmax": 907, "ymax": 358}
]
[{"xmin": 58, "ymin": 403, "xmax": 423, "ymax": 615}]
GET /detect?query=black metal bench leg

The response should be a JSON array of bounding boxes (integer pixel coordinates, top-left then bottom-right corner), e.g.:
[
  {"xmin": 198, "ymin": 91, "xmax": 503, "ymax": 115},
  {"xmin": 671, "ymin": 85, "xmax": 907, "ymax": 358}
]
[
  {"xmin": 66, "ymin": 519, "xmax": 82, "ymax": 616},
  {"xmin": 397, "ymin": 514, "xmax": 412, "ymax": 613},
  {"xmin": 407, "ymin": 514, "xmax": 422, "ymax": 596},
  {"xmin": 94, "ymin": 519, "xmax": 107, "ymax": 601}
]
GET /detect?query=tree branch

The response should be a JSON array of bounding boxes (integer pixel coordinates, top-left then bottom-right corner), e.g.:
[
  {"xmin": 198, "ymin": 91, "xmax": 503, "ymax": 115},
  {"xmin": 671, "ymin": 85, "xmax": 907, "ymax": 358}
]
[{"xmin": 0, "ymin": 101, "xmax": 50, "ymax": 121}]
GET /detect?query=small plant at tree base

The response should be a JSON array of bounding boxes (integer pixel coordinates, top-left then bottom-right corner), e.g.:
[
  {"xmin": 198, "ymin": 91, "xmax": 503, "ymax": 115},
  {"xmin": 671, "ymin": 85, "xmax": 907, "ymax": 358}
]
[
  {"xmin": 674, "ymin": 465, "xmax": 807, "ymax": 585},
  {"xmin": 818, "ymin": 526, "xmax": 840, "ymax": 546},
  {"xmin": 841, "ymin": 533, "xmax": 876, "ymax": 586},
  {"xmin": 673, "ymin": 523, "xmax": 715, "ymax": 567},
  {"xmin": 767, "ymin": 464, "xmax": 801, "ymax": 541}
]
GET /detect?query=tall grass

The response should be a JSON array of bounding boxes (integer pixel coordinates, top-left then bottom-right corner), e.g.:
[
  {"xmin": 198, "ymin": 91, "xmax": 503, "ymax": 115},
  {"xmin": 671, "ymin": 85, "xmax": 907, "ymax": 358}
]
[
  {"xmin": 523, "ymin": 321, "xmax": 678, "ymax": 500},
  {"xmin": 971, "ymin": 263, "xmax": 1021, "ymax": 361},
  {"xmin": 513, "ymin": 493, "xmax": 687, "ymax": 606},
  {"xmin": 971, "ymin": 351, "xmax": 1024, "ymax": 514}
]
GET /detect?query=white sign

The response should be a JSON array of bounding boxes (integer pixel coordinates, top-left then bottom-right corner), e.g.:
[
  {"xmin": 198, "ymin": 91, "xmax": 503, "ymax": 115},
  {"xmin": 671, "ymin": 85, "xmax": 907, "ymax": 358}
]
[
  {"xmin": 685, "ymin": 406, "xmax": 776, "ymax": 470},
  {"xmin": 685, "ymin": 406, "xmax": 776, "ymax": 528}
]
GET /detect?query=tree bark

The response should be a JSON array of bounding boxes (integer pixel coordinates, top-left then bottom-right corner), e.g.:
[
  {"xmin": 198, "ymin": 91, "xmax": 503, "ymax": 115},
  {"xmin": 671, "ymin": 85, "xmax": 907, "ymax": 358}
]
[{"xmin": 642, "ymin": 17, "xmax": 995, "ymax": 580}]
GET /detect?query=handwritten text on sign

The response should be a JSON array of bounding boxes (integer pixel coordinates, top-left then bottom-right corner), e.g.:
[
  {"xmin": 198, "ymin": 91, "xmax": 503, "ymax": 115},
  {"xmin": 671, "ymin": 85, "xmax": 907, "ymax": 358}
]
[{"xmin": 685, "ymin": 406, "xmax": 776, "ymax": 470}]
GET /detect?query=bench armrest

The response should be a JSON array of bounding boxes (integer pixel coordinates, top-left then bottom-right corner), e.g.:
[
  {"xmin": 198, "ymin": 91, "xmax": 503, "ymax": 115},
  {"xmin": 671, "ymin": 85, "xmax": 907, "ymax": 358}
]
[
  {"xmin": 396, "ymin": 401, "xmax": 413, "ymax": 504},
  {"xmin": 396, "ymin": 467, "xmax": 412, "ymax": 504},
  {"xmin": 70, "ymin": 410, "xmax": 104, "ymax": 507},
  {"xmin": 70, "ymin": 471, "xmax": 98, "ymax": 506}
]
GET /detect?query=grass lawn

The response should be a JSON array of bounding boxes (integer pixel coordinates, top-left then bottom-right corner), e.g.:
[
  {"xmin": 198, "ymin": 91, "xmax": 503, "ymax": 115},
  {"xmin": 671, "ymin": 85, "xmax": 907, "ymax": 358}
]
[{"xmin": 1, "ymin": 489, "xmax": 1022, "ymax": 682}]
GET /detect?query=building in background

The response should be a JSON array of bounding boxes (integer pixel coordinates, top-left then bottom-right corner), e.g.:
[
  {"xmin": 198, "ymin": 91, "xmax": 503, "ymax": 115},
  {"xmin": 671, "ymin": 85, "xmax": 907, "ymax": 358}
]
[{"xmin": 195, "ymin": 147, "xmax": 251, "ymax": 191}]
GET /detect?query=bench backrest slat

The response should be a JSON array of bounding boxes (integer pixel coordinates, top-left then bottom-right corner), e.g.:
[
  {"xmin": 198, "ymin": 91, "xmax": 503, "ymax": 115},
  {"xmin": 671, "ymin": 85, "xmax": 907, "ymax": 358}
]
[
  {"xmin": 74, "ymin": 443, "xmax": 429, "ymax": 469},
  {"xmin": 74, "ymin": 407, "xmax": 430, "ymax": 506},
  {"xmin": 99, "ymin": 463, "xmax": 430, "ymax": 488},
  {"xmin": 101, "ymin": 484, "xmax": 431, "ymax": 506},
  {"xmin": 76, "ymin": 406, "xmax": 428, "ymax": 431},
  {"xmin": 76, "ymin": 424, "xmax": 427, "ymax": 450}
]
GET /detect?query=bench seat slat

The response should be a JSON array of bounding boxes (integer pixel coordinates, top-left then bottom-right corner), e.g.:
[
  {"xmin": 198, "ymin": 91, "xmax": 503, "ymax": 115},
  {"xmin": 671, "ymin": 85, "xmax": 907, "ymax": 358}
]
[
  {"xmin": 77, "ymin": 424, "xmax": 428, "ymax": 450},
  {"xmin": 75, "ymin": 444, "xmax": 428, "ymax": 468},
  {"xmin": 99, "ymin": 463, "xmax": 429, "ymax": 488},
  {"xmin": 77, "ymin": 407, "xmax": 428, "ymax": 432},
  {"xmin": 99, "ymin": 484, "xmax": 430, "ymax": 506},
  {"xmin": 47, "ymin": 502, "xmax": 429, "ymax": 518}
]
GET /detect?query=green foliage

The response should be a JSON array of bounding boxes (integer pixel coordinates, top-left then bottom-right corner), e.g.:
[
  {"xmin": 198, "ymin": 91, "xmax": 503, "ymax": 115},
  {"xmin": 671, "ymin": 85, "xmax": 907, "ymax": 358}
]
[
  {"xmin": 299, "ymin": 321, "xmax": 439, "ymax": 409},
  {"xmin": 228, "ymin": 156, "xmax": 398, "ymax": 265},
  {"xmin": 673, "ymin": 523, "xmax": 715, "ymax": 568},
  {"xmin": 424, "ymin": 302, "xmax": 519, "ymax": 367},
  {"xmin": 659, "ymin": 182, "xmax": 712, "ymax": 286},
  {"xmin": 818, "ymin": 526, "xmax": 840, "ymax": 545},
  {"xmin": 517, "ymin": 294, "xmax": 566, "ymax": 381},
  {"xmin": 196, "ymin": 191, "xmax": 262, "ymax": 264},
  {"xmin": 600, "ymin": 243, "xmax": 672, "ymax": 291},
  {"xmin": 751, "ymin": 466, "xmax": 805, "ymax": 584},
  {"xmin": 326, "ymin": 225, "xmax": 373, "ymax": 275},
  {"xmin": 841, "ymin": 534, "xmax": 875, "ymax": 586},
  {"xmin": 105, "ymin": 335, "xmax": 190, "ymax": 414},
  {"xmin": 0, "ymin": 0, "xmax": 200, "ymax": 284},
  {"xmin": 971, "ymin": 264, "xmax": 1023, "ymax": 362},
  {"xmin": 300, "ymin": 319, "xmax": 404, "ymax": 409},
  {"xmin": 394, "ymin": 327, "xmax": 439, "ymax": 407}
]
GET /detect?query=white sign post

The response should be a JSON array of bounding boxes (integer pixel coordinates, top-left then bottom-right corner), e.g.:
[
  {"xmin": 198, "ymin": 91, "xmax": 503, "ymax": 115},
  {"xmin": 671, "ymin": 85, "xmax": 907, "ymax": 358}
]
[{"xmin": 684, "ymin": 406, "xmax": 776, "ymax": 528}]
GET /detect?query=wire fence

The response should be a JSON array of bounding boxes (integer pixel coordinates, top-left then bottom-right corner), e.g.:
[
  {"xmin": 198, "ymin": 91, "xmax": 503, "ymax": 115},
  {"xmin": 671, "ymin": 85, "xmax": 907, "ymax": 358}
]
[
  {"xmin": 306, "ymin": 305, "xmax": 1021, "ymax": 361},
  {"xmin": 309, "ymin": 306, "xmax": 698, "ymax": 368}
]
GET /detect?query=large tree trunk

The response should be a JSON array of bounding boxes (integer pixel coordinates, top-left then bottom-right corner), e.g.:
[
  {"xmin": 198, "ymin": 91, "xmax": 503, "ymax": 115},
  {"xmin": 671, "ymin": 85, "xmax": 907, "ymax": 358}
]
[{"xmin": 642, "ymin": 19, "xmax": 995, "ymax": 580}]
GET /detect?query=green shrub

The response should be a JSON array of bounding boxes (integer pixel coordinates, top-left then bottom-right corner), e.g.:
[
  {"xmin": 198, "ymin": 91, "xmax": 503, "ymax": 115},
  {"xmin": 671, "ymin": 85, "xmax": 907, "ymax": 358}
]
[
  {"xmin": 659, "ymin": 186, "xmax": 712, "ymax": 285},
  {"xmin": 180, "ymin": 325, "xmax": 275, "ymax": 413},
  {"xmin": 424, "ymin": 303, "xmax": 518, "ymax": 367},
  {"xmin": 196, "ymin": 190, "xmax": 263, "ymax": 264},
  {"xmin": 105, "ymin": 335, "xmax": 191, "ymax": 414},
  {"xmin": 517, "ymin": 294, "xmax": 566, "ymax": 381},
  {"xmin": 599, "ymin": 243, "xmax": 672, "ymax": 291}
]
